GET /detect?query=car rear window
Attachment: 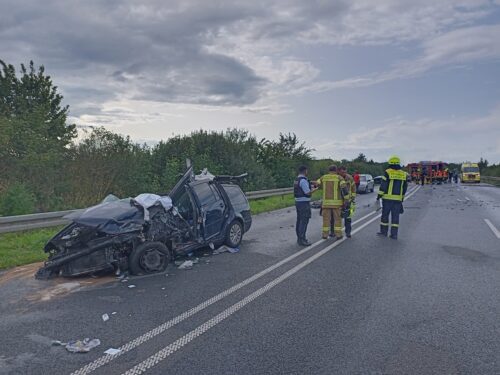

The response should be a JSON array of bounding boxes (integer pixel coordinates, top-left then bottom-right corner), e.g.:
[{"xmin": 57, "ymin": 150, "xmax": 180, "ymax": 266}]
[
  {"xmin": 360, "ymin": 175, "xmax": 367, "ymax": 181},
  {"xmin": 222, "ymin": 185, "xmax": 249, "ymax": 212}
]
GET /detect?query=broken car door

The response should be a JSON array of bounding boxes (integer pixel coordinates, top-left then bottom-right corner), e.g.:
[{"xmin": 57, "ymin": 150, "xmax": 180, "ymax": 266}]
[{"xmin": 191, "ymin": 182, "xmax": 226, "ymax": 240}]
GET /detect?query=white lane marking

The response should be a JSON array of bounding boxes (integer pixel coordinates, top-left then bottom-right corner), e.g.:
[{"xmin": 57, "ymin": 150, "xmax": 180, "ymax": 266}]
[
  {"xmin": 484, "ymin": 219, "xmax": 500, "ymax": 239},
  {"xmin": 72, "ymin": 193, "xmax": 387, "ymax": 375},
  {"xmin": 70, "ymin": 241, "xmax": 324, "ymax": 375},
  {"xmin": 122, "ymin": 214, "xmax": 382, "ymax": 375},
  {"xmin": 122, "ymin": 186, "xmax": 421, "ymax": 375}
]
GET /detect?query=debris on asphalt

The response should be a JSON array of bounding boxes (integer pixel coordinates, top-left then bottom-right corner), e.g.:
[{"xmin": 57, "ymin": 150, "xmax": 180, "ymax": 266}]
[
  {"xmin": 209, "ymin": 242, "xmax": 215, "ymax": 250},
  {"xmin": 64, "ymin": 338, "xmax": 101, "ymax": 353},
  {"xmin": 111, "ymin": 312, "xmax": 117, "ymax": 315},
  {"xmin": 102, "ymin": 314, "xmax": 109, "ymax": 322},
  {"xmin": 127, "ymin": 284, "xmax": 136, "ymax": 288},
  {"xmin": 104, "ymin": 348, "xmax": 121, "ymax": 355},
  {"xmin": 192, "ymin": 258, "xmax": 200, "ymax": 264},
  {"xmin": 178, "ymin": 260, "xmax": 194, "ymax": 270},
  {"xmin": 213, "ymin": 245, "xmax": 240, "ymax": 255},
  {"xmin": 51, "ymin": 340, "xmax": 65, "ymax": 346}
]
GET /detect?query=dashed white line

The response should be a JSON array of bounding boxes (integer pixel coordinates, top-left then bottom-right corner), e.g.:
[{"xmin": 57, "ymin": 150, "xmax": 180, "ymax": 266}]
[
  {"xmin": 484, "ymin": 219, "xmax": 500, "ymax": 239},
  {"xmin": 70, "ymin": 195, "xmax": 389, "ymax": 375},
  {"xmin": 120, "ymin": 186, "xmax": 421, "ymax": 375}
]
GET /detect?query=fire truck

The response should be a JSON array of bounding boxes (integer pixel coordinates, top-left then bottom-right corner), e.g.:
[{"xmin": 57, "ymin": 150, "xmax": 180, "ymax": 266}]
[{"xmin": 407, "ymin": 161, "xmax": 448, "ymax": 184}]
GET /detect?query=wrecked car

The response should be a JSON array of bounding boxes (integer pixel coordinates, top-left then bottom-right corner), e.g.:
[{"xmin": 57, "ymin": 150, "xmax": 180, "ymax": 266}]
[{"xmin": 36, "ymin": 167, "xmax": 251, "ymax": 279}]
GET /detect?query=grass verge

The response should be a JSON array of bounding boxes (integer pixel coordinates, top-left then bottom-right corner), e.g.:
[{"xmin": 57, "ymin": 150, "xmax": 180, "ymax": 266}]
[
  {"xmin": 0, "ymin": 192, "xmax": 321, "ymax": 270},
  {"xmin": 249, "ymin": 191, "xmax": 321, "ymax": 215},
  {"xmin": 0, "ymin": 227, "xmax": 63, "ymax": 269}
]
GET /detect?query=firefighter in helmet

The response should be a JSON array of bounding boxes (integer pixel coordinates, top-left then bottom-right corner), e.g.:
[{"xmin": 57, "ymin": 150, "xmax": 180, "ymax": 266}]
[
  {"xmin": 377, "ymin": 156, "xmax": 408, "ymax": 239},
  {"xmin": 317, "ymin": 165, "xmax": 349, "ymax": 240}
]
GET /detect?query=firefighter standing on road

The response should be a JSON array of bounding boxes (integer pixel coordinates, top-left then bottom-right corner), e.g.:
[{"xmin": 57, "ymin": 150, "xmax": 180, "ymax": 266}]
[
  {"xmin": 339, "ymin": 166, "xmax": 356, "ymax": 238},
  {"xmin": 377, "ymin": 156, "xmax": 408, "ymax": 240},
  {"xmin": 294, "ymin": 165, "xmax": 317, "ymax": 246},
  {"xmin": 317, "ymin": 165, "xmax": 348, "ymax": 240}
]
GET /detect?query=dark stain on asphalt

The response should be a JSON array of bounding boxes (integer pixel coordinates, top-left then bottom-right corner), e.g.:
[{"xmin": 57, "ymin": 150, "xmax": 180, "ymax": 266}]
[{"xmin": 442, "ymin": 246, "xmax": 489, "ymax": 262}]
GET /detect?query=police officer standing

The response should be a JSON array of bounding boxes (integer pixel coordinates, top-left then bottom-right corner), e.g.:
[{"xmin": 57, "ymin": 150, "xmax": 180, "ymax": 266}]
[
  {"xmin": 294, "ymin": 165, "xmax": 317, "ymax": 246},
  {"xmin": 377, "ymin": 156, "xmax": 408, "ymax": 239},
  {"xmin": 316, "ymin": 165, "xmax": 348, "ymax": 240},
  {"xmin": 339, "ymin": 166, "xmax": 356, "ymax": 238}
]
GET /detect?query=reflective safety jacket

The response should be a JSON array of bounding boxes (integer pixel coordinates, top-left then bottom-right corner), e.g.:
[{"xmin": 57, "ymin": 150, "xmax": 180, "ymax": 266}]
[
  {"xmin": 316, "ymin": 173, "xmax": 348, "ymax": 207},
  {"xmin": 378, "ymin": 167, "xmax": 408, "ymax": 201},
  {"xmin": 343, "ymin": 173, "xmax": 356, "ymax": 201}
]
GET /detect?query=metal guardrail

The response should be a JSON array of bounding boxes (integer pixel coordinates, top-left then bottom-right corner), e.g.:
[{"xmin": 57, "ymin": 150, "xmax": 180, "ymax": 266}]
[
  {"xmin": 0, "ymin": 188, "xmax": 294, "ymax": 234},
  {"xmin": 482, "ymin": 176, "xmax": 500, "ymax": 186}
]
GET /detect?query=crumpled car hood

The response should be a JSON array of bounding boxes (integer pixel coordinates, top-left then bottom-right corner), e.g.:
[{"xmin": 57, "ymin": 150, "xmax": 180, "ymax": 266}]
[{"xmin": 65, "ymin": 200, "xmax": 144, "ymax": 234}]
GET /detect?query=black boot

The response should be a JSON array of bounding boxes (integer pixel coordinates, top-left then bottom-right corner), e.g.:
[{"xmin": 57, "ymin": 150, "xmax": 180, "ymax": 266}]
[
  {"xmin": 377, "ymin": 225, "xmax": 388, "ymax": 237},
  {"xmin": 390, "ymin": 226, "xmax": 398, "ymax": 240}
]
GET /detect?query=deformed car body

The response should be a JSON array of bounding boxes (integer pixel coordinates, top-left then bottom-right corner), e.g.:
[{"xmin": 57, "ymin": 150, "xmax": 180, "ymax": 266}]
[{"xmin": 36, "ymin": 167, "xmax": 251, "ymax": 279}]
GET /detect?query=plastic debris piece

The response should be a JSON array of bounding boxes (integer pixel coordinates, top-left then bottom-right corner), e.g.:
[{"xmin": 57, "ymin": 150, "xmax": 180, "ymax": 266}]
[
  {"xmin": 227, "ymin": 247, "xmax": 240, "ymax": 253},
  {"xmin": 208, "ymin": 243, "xmax": 215, "ymax": 250},
  {"xmin": 111, "ymin": 312, "xmax": 117, "ymax": 315},
  {"xmin": 65, "ymin": 338, "xmax": 101, "ymax": 353},
  {"xmin": 161, "ymin": 287, "xmax": 166, "ymax": 290},
  {"xmin": 128, "ymin": 285, "xmax": 136, "ymax": 288},
  {"xmin": 52, "ymin": 340, "xmax": 65, "ymax": 346},
  {"xmin": 178, "ymin": 260, "xmax": 194, "ymax": 270},
  {"xmin": 104, "ymin": 348, "xmax": 121, "ymax": 355},
  {"xmin": 102, "ymin": 314, "xmax": 109, "ymax": 322},
  {"xmin": 212, "ymin": 247, "xmax": 228, "ymax": 255}
]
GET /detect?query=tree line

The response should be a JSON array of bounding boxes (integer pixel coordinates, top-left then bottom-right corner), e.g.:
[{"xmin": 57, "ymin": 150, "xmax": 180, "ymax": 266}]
[{"xmin": 4, "ymin": 60, "xmax": 494, "ymax": 216}]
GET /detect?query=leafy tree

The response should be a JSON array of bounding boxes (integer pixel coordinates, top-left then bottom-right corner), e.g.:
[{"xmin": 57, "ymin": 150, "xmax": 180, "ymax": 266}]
[
  {"xmin": 0, "ymin": 183, "xmax": 36, "ymax": 216},
  {"xmin": 0, "ymin": 60, "xmax": 76, "ymax": 210},
  {"xmin": 353, "ymin": 153, "xmax": 367, "ymax": 163},
  {"xmin": 478, "ymin": 157, "xmax": 488, "ymax": 172}
]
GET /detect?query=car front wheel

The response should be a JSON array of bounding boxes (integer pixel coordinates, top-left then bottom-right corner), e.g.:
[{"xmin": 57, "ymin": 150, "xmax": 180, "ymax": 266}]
[
  {"xmin": 129, "ymin": 241, "xmax": 171, "ymax": 275},
  {"xmin": 225, "ymin": 220, "xmax": 243, "ymax": 248}
]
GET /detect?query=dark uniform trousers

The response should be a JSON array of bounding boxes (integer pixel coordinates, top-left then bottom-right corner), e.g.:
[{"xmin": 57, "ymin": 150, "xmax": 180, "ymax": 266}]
[
  {"xmin": 380, "ymin": 199, "xmax": 402, "ymax": 237},
  {"xmin": 295, "ymin": 201, "xmax": 311, "ymax": 241}
]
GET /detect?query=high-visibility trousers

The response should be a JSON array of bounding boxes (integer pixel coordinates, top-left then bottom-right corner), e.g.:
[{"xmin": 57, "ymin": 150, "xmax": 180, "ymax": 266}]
[{"xmin": 322, "ymin": 207, "xmax": 342, "ymax": 238}]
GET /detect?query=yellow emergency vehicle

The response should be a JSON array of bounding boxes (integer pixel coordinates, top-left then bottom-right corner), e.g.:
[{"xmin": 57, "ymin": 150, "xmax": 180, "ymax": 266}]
[{"xmin": 461, "ymin": 162, "xmax": 480, "ymax": 183}]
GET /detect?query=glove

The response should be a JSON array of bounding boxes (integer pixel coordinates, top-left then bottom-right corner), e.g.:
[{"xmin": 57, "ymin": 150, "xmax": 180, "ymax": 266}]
[{"xmin": 400, "ymin": 205, "xmax": 404, "ymax": 214}]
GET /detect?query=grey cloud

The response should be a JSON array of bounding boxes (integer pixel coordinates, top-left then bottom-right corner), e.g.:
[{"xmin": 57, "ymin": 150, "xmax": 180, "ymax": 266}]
[{"xmin": 1, "ymin": 0, "xmax": 498, "ymax": 117}]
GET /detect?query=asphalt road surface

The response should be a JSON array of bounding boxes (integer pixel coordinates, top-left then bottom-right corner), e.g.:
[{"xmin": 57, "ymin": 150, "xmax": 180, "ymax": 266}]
[{"xmin": 1, "ymin": 183, "xmax": 499, "ymax": 375}]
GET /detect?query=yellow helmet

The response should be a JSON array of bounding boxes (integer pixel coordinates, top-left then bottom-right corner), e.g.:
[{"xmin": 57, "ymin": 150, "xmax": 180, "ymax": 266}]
[{"xmin": 388, "ymin": 155, "xmax": 400, "ymax": 165}]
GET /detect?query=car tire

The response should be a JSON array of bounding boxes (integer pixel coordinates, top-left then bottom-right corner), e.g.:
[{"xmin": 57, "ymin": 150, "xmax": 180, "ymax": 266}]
[
  {"xmin": 129, "ymin": 241, "xmax": 171, "ymax": 275},
  {"xmin": 225, "ymin": 220, "xmax": 243, "ymax": 248}
]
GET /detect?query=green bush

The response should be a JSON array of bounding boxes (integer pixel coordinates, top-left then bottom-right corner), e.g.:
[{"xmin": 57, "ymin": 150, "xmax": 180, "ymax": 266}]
[{"xmin": 0, "ymin": 183, "xmax": 36, "ymax": 216}]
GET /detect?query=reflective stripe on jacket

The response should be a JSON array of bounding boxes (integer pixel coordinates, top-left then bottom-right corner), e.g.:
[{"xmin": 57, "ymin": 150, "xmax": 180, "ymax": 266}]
[
  {"xmin": 343, "ymin": 173, "xmax": 356, "ymax": 201},
  {"xmin": 317, "ymin": 173, "xmax": 347, "ymax": 207},
  {"xmin": 378, "ymin": 168, "xmax": 408, "ymax": 201}
]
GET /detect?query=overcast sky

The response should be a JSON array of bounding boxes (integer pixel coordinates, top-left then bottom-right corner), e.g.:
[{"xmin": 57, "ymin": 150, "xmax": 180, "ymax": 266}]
[{"xmin": 2, "ymin": 0, "xmax": 500, "ymax": 163}]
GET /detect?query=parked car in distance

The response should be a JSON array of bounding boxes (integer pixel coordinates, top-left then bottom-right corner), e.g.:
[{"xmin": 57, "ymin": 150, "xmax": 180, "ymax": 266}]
[
  {"xmin": 373, "ymin": 176, "xmax": 383, "ymax": 185},
  {"xmin": 357, "ymin": 174, "xmax": 375, "ymax": 193}
]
